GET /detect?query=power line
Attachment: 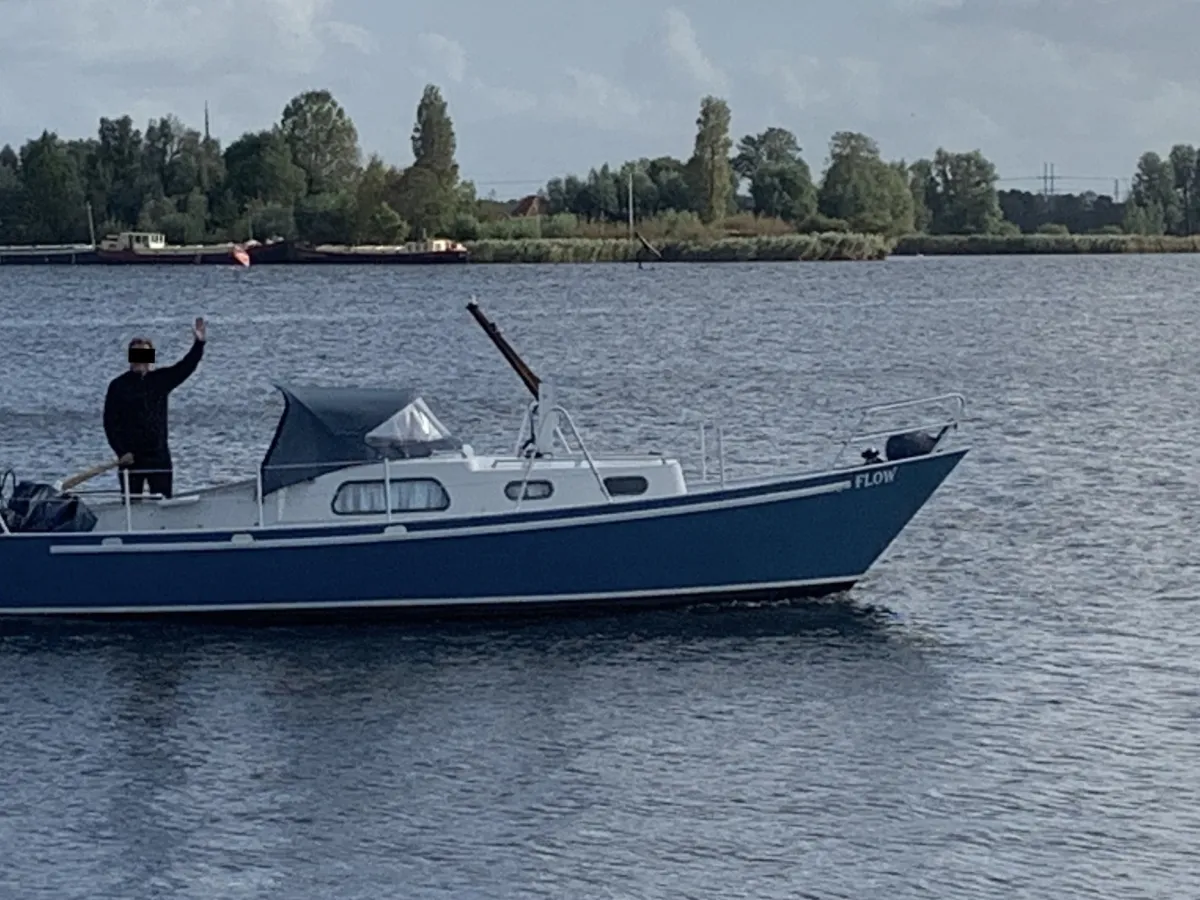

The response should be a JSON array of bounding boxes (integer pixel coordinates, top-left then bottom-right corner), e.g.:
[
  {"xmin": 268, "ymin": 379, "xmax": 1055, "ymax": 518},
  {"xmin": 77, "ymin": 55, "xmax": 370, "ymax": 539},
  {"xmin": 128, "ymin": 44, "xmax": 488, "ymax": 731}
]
[
  {"xmin": 998, "ymin": 175, "xmax": 1122, "ymax": 183},
  {"xmin": 469, "ymin": 171, "xmax": 1132, "ymax": 198}
]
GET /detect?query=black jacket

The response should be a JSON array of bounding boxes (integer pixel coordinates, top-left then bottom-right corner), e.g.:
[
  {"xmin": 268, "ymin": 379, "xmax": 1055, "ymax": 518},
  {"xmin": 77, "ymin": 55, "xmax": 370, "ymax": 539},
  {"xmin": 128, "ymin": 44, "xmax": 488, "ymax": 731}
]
[{"xmin": 103, "ymin": 338, "xmax": 204, "ymax": 466}]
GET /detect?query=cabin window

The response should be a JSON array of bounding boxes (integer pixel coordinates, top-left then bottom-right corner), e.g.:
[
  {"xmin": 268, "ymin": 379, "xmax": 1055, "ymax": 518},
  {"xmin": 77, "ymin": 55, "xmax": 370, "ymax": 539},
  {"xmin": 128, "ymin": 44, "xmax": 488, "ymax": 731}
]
[
  {"xmin": 504, "ymin": 480, "xmax": 554, "ymax": 501},
  {"xmin": 332, "ymin": 478, "xmax": 450, "ymax": 514},
  {"xmin": 604, "ymin": 475, "xmax": 649, "ymax": 496}
]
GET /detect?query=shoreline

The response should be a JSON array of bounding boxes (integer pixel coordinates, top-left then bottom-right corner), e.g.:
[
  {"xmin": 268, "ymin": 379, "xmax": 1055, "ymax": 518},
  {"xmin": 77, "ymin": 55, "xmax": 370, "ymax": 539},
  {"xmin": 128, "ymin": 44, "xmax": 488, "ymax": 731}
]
[{"xmin": 6, "ymin": 233, "xmax": 1200, "ymax": 266}]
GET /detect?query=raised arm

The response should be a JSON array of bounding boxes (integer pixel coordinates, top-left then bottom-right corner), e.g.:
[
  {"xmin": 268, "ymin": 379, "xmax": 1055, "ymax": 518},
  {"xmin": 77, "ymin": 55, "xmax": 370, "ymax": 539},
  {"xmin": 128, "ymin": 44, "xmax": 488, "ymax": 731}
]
[{"xmin": 157, "ymin": 318, "xmax": 206, "ymax": 392}]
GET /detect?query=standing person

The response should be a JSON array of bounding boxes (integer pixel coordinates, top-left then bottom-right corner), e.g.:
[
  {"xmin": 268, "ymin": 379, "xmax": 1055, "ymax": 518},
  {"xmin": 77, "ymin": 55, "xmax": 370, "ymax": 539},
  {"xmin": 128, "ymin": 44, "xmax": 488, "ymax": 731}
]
[{"xmin": 103, "ymin": 317, "xmax": 207, "ymax": 499}]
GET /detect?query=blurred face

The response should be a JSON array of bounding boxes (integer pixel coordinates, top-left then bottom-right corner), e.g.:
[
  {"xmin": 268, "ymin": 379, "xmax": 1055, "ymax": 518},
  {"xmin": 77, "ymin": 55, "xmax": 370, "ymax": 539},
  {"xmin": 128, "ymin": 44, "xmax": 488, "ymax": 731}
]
[{"xmin": 128, "ymin": 339, "xmax": 155, "ymax": 373}]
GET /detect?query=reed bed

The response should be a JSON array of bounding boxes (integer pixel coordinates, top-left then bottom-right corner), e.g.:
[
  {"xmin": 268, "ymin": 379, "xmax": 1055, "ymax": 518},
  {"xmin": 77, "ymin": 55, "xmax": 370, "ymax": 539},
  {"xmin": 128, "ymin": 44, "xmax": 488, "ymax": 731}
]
[{"xmin": 463, "ymin": 233, "xmax": 891, "ymax": 263}]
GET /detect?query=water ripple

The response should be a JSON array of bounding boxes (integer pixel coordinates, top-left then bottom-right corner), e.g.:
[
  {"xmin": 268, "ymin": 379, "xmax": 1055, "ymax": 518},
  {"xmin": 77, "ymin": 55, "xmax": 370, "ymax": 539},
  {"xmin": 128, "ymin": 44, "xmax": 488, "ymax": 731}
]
[{"xmin": 1, "ymin": 257, "xmax": 1199, "ymax": 898}]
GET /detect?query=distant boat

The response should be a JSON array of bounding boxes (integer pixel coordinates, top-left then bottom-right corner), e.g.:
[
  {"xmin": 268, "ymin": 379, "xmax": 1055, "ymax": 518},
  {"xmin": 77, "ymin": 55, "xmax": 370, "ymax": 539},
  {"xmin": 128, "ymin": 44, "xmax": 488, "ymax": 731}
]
[
  {"xmin": 289, "ymin": 237, "xmax": 469, "ymax": 265},
  {"xmin": 95, "ymin": 231, "xmax": 252, "ymax": 266},
  {"xmin": 0, "ymin": 243, "xmax": 100, "ymax": 265}
]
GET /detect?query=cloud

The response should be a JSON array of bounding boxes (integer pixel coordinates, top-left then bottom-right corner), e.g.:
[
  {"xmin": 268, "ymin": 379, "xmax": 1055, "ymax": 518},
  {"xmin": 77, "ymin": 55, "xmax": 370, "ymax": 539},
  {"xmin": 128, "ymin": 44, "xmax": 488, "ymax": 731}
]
[
  {"xmin": 759, "ymin": 53, "xmax": 882, "ymax": 122},
  {"xmin": 0, "ymin": 0, "xmax": 361, "ymax": 77},
  {"xmin": 0, "ymin": 0, "xmax": 383, "ymax": 153},
  {"xmin": 409, "ymin": 32, "xmax": 535, "ymax": 120},
  {"xmin": 767, "ymin": 56, "xmax": 833, "ymax": 112},
  {"xmin": 415, "ymin": 32, "xmax": 467, "ymax": 84},
  {"xmin": 324, "ymin": 22, "xmax": 377, "ymax": 56},
  {"xmin": 743, "ymin": 1, "xmax": 1200, "ymax": 185},
  {"xmin": 8, "ymin": 0, "xmax": 1199, "ymax": 196},
  {"xmin": 546, "ymin": 68, "xmax": 647, "ymax": 131},
  {"xmin": 470, "ymin": 83, "xmax": 538, "ymax": 117},
  {"xmin": 890, "ymin": 0, "xmax": 965, "ymax": 10},
  {"xmin": 900, "ymin": 0, "xmax": 1200, "ymax": 89},
  {"xmin": 662, "ymin": 8, "xmax": 729, "ymax": 96}
]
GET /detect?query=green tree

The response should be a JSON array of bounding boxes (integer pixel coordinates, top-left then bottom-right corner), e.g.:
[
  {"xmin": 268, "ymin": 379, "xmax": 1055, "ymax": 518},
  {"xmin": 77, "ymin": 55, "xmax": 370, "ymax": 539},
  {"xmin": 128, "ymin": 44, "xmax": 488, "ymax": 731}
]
[
  {"xmin": 390, "ymin": 165, "xmax": 445, "ymax": 238},
  {"xmin": 733, "ymin": 127, "xmax": 816, "ymax": 221},
  {"xmin": 588, "ymin": 164, "xmax": 620, "ymax": 220},
  {"xmin": 924, "ymin": 149, "xmax": 1002, "ymax": 234},
  {"xmin": 686, "ymin": 96, "xmax": 734, "ymax": 223},
  {"xmin": 141, "ymin": 115, "xmax": 185, "ymax": 199},
  {"xmin": 393, "ymin": 84, "xmax": 463, "ymax": 235},
  {"xmin": 1123, "ymin": 198, "xmax": 1165, "ymax": 235},
  {"xmin": 295, "ymin": 191, "xmax": 357, "ymax": 243},
  {"xmin": 95, "ymin": 115, "xmax": 145, "ymax": 226},
  {"xmin": 279, "ymin": 89, "xmax": 361, "ymax": 194},
  {"xmin": 247, "ymin": 201, "xmax": 298, "ymax": 240},
  {"xmin": 817, "ymin": 132, "xmax": 913, "ymax": 235},
  {"xmin": 164, "ymin": 128, "xmax": 223, "ymax": 200},
  {"xmin": 224, "ymin": 129, "xmax": 306, "ymax": 208},
  {"xmin": 19, "ymin": 132, "xmax": 86, "ymax": 242},
  {"xmin": 733, "ymin": 127, "xmax": 802, "ymax": 180},
  {"xmin": 648, "ymin": 157, "xmax": 694, "ymax": 212},
  {"xmin": 411, "ymin": 84, "xmax": 458, "ymax": 182},
  {"xmin": 0, "ymin": 148, "xmax": 25, "ymax": 242},
  {"xmin": 618, "ymin": 161, "xmax": 659, "ymax": 220},
  {"xmin": 1125, "ymin": 151, "xmax": 1175, "ymax": 234},
  {"xmin": 353, "ymin": 154, "xmax": 399, "ymax": 241},
  {"xmin": 749, "ymin": 162, "xmax": 816, "ymax": 222},
  {"xmin": 364, "ymin": 202, "xmax": 408, "ymax": 244},
  {"xmin": 907, "ymin": 158, "xmax": 936, "ymax": 233},
  {"xmin": 1169, "ymin": 143, "xmax": 1197, "ymax": 234}
]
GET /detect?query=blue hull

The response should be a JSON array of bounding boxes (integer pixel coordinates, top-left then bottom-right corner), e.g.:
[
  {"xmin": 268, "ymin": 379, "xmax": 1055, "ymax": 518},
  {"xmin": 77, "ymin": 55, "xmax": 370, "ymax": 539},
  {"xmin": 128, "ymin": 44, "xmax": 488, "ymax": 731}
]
[{"xmin": 0, "ymin": 451, "xmax": 966, "ymax": 620}]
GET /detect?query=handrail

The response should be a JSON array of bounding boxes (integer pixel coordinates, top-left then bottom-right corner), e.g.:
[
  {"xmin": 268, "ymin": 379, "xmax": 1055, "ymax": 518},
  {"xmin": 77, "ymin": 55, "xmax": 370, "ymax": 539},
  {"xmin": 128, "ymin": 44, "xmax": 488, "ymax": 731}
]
[
  {"xmin": 682, "ymin": 390, "xmax": 966, "ymax": 481},
  {"xmin": 2, "ymin": 390, "xmax": 965, "ymax": 533},
  {"xmin": 849, "ymin": 392, "xmax": 966, "ymax": 418},
  {"xmin": 122, "ymin": 468, "xmax": 132, "ymax": 532},
  {"xmin": 845, "ymin": 420, "xmax": 957, "ymax": 444},
  {"xmin": 831, "ymin": 392, "xmax": 965, "ymax": 468},
  {"xmin": 0, "ymin": 469, "xmax": 12, "ymax": 535},
  {"xmin": 551, "ymin": 405, "xmax": 611, "ymax": 502}
]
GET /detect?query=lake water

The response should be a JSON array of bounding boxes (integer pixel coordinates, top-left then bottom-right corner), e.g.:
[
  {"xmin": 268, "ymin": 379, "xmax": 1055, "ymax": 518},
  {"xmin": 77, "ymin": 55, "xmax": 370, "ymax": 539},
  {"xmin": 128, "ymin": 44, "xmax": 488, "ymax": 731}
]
[{"xmin": 1, "ymin": 256, "xmax": 1198, "ymax": 898}]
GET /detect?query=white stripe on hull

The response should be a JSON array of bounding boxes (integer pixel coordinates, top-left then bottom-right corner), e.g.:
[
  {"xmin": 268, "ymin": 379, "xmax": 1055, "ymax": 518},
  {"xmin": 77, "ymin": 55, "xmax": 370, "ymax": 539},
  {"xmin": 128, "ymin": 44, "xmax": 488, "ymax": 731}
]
[{"xmin": 0, "ymin": 575, "xmax": 862, "ymax": 617}]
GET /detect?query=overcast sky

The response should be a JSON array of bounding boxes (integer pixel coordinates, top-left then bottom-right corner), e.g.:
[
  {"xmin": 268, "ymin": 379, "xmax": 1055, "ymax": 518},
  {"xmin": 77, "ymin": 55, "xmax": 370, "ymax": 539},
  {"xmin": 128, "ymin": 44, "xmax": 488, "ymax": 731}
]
[{"xmin": 1, "ymin": 0, "xmax": 1195, "ymax": 198}]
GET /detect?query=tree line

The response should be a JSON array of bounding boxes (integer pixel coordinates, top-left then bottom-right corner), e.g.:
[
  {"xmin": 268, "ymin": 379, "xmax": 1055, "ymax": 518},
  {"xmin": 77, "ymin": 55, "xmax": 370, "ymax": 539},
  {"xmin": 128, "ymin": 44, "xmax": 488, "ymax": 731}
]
[
  {"xmin": 0, "ymin": 87, "xmax": 1175, "ymax": 246},
  {"xmin": 0, "ymin": 86, "xmax": 469, "ymax": 246}
]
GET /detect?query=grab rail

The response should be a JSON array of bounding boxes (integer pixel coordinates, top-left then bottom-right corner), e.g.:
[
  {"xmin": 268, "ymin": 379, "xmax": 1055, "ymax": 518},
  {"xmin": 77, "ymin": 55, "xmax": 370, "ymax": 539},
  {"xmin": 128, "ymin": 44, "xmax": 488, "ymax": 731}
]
[
  {"xmin": 830, "ymin": 392, "xmax": 966, "ymax": 467},
  {"xmin": 682, "ymin": 391, "xmax": 966, "ymax": 483},
  {"xmin": 2, "ymin": 391, "xmax": 966, "ymax": 534}
]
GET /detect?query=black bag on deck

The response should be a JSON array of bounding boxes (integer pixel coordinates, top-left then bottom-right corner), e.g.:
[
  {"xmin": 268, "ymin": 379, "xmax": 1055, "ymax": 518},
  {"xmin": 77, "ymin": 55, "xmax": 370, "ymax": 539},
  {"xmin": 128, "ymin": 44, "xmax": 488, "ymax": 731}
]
[
  {"xmin": 885, "ymin": 430, "xmax": 939, "ymax": 462},
  {"xmin": 4, "ymin": 481, "xmax": 98, "ymax": 534}
]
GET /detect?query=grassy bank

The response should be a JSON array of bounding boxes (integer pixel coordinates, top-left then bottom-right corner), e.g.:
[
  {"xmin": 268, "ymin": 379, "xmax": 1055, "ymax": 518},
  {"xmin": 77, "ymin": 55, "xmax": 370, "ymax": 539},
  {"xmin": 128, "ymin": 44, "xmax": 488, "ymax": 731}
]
[
  {"xmin": 893, "ymin": 234, "xmax": 1200, "ymax": 255},
  {"xmin": 463, "ymin": 232, "xmax": 892, "ymax": 263},
  {"xmin": 461, "ymin": 231, "xmax": 1200, "ymax": 263}
]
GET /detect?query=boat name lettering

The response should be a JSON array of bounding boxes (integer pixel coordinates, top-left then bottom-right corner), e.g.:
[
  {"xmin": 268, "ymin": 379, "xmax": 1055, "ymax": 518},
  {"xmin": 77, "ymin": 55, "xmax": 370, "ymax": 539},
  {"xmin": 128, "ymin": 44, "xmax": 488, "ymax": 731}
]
[{"xmin": 853, "ymin": 467, "xmax": 897, "ymax": 489}]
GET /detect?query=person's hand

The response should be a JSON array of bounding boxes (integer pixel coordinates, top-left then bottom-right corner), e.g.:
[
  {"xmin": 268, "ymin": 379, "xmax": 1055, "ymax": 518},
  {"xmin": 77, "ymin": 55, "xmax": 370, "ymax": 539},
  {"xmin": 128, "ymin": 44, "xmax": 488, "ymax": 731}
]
[{"xmin": 193, "ymin": 317, "xmax": 206, "ymax": 342}]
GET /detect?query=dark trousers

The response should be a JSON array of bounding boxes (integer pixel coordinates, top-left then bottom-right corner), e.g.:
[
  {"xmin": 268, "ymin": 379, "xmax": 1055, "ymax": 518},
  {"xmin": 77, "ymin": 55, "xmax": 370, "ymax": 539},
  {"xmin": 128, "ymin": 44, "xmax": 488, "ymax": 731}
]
[{"xmin": 119, "ymin": 466, "xmax": 173, "ymax": 499}]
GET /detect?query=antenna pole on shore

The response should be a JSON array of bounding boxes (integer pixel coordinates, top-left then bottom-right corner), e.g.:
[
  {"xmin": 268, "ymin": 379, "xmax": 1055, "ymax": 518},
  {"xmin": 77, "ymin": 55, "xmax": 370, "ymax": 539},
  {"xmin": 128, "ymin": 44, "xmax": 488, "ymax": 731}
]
[{"xmin": 627, "ymin": 169, "xmax": 634, "ymax": 241}]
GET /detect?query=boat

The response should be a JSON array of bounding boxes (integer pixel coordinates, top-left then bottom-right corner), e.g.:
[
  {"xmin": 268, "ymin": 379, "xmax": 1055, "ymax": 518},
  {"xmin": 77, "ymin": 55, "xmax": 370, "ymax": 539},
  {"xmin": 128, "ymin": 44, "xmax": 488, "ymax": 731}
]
[
  {"xmin": 244, "ymin": 238, "xmax": 293, "ymax": 265},
  {"xmin": 0, "ymin": 243, "xmax": 100, "ymax": 265},
  {"xmin": 287, "ymin": 237, "xmax": 469, "ymax": 265},
  {"xmin": 95, "ymin": 231, "xmax": 251, "ymax": 266},
  {"xmin": 0, "ymin": 302, "xmax": 968, "ymax": 621}
]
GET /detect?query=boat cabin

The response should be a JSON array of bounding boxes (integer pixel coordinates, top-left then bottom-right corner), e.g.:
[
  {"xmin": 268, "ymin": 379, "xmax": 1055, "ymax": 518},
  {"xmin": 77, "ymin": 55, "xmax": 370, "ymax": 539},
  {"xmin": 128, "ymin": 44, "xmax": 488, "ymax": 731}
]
[
  {"xmin": 99, "ymin": 231, "xmax": 167, "ymax": 252},
  {"xmin": 408, "ymin": 238, "xmax": 466, "ymax": 253},
  {"xmin": 84, "ymin": 383, "xmax": 687, "ymax": 534}
]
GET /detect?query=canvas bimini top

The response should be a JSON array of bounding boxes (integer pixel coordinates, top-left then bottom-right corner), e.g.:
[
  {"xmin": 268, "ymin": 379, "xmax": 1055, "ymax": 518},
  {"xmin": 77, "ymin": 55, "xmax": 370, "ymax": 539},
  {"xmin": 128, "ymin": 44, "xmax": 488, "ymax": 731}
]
[{"xmin": 260, "ymin": 383, "xmax": 463, "ymax": 494}]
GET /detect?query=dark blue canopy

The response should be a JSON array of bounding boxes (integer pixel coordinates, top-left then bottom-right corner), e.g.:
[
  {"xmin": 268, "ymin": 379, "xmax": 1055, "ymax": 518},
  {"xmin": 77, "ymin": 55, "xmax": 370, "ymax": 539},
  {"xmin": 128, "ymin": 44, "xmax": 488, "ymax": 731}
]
[{"xmin": 260, "ymin": 383, "xmax": 462, "ymax": 494}]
